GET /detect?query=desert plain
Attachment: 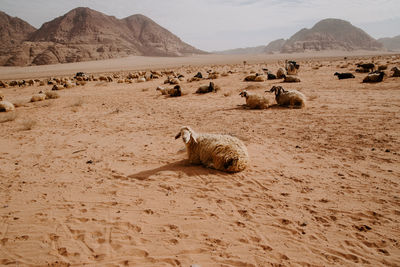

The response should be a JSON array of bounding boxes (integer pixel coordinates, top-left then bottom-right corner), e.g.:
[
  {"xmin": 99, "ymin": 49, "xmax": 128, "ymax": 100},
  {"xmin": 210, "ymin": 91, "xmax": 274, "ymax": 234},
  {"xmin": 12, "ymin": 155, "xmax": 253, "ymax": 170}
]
[{"xmin": 0, "ymin": 52, "xmax": 399, "ymax": 266}]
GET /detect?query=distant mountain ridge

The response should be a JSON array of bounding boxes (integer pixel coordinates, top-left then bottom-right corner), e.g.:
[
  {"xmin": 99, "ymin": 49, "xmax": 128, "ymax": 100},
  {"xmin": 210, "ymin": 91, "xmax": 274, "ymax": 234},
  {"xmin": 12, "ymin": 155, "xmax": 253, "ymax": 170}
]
[
  {"xmin": 378, "ymin": 35, "xmax": 400, "ymax": 51},
  {"xmin": 216, "ymin": 18, "xmax": 384, "ymax": 55},
  {"xmin": 0, "ymin": 7, "xmax": 205, "ymax": 66}
]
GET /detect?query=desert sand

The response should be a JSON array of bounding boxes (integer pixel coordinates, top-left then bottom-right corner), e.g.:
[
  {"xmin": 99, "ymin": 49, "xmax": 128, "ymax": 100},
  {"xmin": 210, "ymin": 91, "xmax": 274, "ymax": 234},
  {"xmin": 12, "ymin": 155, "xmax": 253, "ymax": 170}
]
[{"xmin": 0, "ymin": 52, "xmax": 399, "ymax": 266}]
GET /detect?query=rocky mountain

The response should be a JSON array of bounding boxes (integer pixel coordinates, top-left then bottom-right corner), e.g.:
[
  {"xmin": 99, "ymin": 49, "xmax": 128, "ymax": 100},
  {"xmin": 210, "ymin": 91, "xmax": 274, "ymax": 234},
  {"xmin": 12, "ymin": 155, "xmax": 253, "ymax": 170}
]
[
  {"xmin": 264, "ymin": 38, "xmax": 286, "ymax": 53},
  {"xmin": 0, "ymin": 7, "xmax": 205, "ymax": 66},
  {"xmin": 378, "ymin": 35, "xmax": 400, "ymax": 51},
  {"xmin": 0, "ymin": 11, "xmax": 36, "ymax": 49},
  {"xmin": 281, "ymin": 18, "xmax": 383, "ymax": 53}
]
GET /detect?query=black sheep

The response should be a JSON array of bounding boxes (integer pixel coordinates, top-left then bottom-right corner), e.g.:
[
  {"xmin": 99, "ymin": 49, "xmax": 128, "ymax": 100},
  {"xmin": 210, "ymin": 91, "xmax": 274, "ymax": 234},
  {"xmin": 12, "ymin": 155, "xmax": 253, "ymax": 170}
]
[{"xmin": 334, "ymin": 72, "xmax": 355, "ymax": 80}]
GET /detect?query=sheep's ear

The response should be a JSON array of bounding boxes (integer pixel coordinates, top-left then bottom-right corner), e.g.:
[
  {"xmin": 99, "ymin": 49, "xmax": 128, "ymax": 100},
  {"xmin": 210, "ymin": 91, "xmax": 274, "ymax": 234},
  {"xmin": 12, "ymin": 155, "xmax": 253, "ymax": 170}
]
[{"xmin": 175, "ymin": 132, "xmax": 181, "ymax": 139}]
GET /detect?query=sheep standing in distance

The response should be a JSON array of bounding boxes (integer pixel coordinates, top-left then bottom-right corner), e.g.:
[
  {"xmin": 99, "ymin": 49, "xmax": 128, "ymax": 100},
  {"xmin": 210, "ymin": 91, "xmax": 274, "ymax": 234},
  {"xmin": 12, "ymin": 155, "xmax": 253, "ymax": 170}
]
[
  {"xmin": 239, "ymin": 90, "xmax": 270, "ymax": 109},
  {"xmin": 30, "ymin": 91, "xmax": 47, "ymax": 102},
  {"xmin": 391, "ymin": 66, "xmax": 400, "ymax": 77},
  {"xmin": 268, "ymin": 86, "xmax": 306, "ymax": 108},
  {"xmin": 175, "ymin": 126, "xmax": 249, "ymax": 172},
  {"xmin": 334, "ymin": 72, "xmax": 355, "ymax": 80},
  {"xmin": 282, "ymin": 74, "xmax": 301, "ymax": 83},
  {"xmin": 362, "ymin": 71, "xmax": 384, "ymax": 83},
  {"xmin": 0, "ymin": 92, "xmax": 15, "ymax": 112},
  {"xmin": 196, "ymin": 82, "xmax": 220, "ymax": 94}
]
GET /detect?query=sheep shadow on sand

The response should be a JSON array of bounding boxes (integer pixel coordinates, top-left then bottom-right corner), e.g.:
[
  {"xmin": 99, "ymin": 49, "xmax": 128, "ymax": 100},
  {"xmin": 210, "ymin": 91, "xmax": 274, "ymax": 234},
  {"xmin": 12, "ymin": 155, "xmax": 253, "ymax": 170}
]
[
  {"xmin": 126, "ymin": 159, "xmax": 232, "ymax": 181},
  {"xmin": 221, "ymin": 104, "xmax": 289, "ymax": 111}
]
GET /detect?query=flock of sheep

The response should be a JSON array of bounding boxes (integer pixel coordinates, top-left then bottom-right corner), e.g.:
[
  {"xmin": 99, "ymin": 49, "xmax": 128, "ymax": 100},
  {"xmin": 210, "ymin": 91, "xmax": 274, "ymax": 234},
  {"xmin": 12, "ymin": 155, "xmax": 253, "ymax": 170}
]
[{"xmin": 1, "ymin": 57, "xmax": 399, "ymax": 173}]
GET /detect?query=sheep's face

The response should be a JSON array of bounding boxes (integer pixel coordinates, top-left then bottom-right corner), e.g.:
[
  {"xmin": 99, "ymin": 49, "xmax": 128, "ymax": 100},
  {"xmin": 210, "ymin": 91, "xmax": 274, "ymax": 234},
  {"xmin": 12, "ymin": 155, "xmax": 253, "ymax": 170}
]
[
  {"xmin": 175, "ymin": 126, "xmax": 197, "ymax": 144},
  {"xmin": 239, "ymin": 91, "xmax": 248, "ymax": 98}
]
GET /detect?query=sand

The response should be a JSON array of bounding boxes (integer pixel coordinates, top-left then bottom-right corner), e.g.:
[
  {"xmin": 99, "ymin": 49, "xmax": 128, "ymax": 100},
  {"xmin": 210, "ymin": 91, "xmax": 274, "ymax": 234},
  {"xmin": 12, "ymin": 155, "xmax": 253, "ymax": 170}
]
[{"xmin": 0, "ymin": 52, "xmax": 399, "ymax": 266}]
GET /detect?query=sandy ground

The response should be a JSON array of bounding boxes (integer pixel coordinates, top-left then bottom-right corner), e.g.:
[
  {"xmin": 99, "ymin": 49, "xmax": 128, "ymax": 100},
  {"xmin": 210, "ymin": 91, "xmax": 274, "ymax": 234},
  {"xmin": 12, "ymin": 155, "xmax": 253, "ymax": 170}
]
[{"xmin": 0, "ymin": 53, "xmax": 399, "ymax": 266}]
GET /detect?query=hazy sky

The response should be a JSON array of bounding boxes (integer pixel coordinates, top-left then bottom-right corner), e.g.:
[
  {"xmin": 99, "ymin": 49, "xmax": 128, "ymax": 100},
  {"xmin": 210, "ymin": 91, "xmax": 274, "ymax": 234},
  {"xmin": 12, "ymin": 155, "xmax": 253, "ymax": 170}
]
[{"xmin": 1, "ymin": 0, "xmax": 399, "ymax": 51}]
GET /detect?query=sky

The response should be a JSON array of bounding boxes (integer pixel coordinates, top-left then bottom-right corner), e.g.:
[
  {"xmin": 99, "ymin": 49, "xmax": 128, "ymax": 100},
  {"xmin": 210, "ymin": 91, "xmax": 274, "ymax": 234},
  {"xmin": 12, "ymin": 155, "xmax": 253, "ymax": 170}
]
[{"xmin": 1, "ymin": 0, "xmax": 399, "ymax": 51}]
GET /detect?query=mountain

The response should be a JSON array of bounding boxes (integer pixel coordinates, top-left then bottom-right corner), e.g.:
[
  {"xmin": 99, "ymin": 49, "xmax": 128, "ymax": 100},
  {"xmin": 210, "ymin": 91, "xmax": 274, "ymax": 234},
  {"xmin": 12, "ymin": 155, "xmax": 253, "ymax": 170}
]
[
  {"xmin": 378, "ymin": 35, "xmax": 400, "ymax": 51},
  {"xmin": 213, "ymin": 45, "xmax": 267, "ymax": 55},
  {"xmin": 0, "ymin": 11, "xmax": 36, "ymax": 49},
  {"xmin": 264, "ymin": 38, "xmax": 286, "ymax": 53},
  {"xmin": 281, "ymin": 18, "xmax": 383, "ymax": 53},
  {"xmin": 0, "ymin": 7, "xmax": 205, "ymax": 66},
  {"xmin": 213, "ymin": 38, "xmax": 286, "ymax": 55}
]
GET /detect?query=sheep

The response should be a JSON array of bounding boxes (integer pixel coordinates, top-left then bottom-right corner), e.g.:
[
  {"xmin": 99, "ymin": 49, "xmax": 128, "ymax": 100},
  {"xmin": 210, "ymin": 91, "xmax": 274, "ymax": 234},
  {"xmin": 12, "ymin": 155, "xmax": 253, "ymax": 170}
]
[
  {"xmin": 164, "ymin": 76, "xmax": 180, "ymax": 85},
  {"xmin": 169, "ymin": 85, "xmax": 182, "ymax": 97},
  {"xmin": 244, "ymin": 73, "xmax": 265, "ymax": 82},
  {"xmin": 0, "ymin": 91, "xmax": 13, "ymax": 112},
  {"xmin": 0, "ymin": 94, "xmax": 15, "ymax": 112},
  {"xmin": 30, "ymin": 91, "xmax": 46, "ymax": 102},
  {"xmin": 276, "ymin": 68, "xmax": 286, "ymax": 79},
  {"xmin": 156, "ymin": 86, "xmax": 170, "ymax": 95},
  {"xmin": 175, "ymin": 126, "xmax": 249, "ymax": 172},
  {"xmin": 207, "ymin": 72, "xmax": 220, "ymax": 79},
  {"xmin": 239, "ymin": 90, "xmax": 270, "ymax": 109},
  {"xmin": 45, "ymin": 91, "xmax": 60, "ymax": 99},
  {"xmin": 391, "ymin": 67, "xmax": 400, "ymax": 77},
  {"xmin": 357, "ymin": 63, "xmax": 374, "ymax": 72},
  {"xmin": 285, "ymin": 60, "xmax": 300, "ymax": 75},
  {"xmin": 362, "ymin": 71, "xmax": 384, "ymax": 83},
  {"xmin": 136, "ymin": 77, "xmax": 145, "ymax": 83},
  {"xmin": 378, "ymin": 65, "xmax": 388, "ymax": 71},
  {"xmin": 334, "ymin": 72, "xmax": 355, "ymax": 80},
  {"xmin": 196, "ymin": 82, "xmax": 220, "ymax": 94},
  {"xmin": 268, "ymin": 86, "xmax": 306, "ymax": 108},
  {"xmin": 194, "ymin": 72, "xmax": 203, "ymax": 79},
  {"xmin": 282, "ymin": 74, "xmax": 301, "ymax": 83},
  {"xmin": 267, "ymin": 73, "xmax": 277, "ymax": 80}
]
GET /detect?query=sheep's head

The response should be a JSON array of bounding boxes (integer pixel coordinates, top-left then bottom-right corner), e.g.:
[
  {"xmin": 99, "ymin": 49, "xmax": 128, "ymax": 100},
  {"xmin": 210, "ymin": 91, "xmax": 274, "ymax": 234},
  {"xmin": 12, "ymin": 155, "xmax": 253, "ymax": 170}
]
[
  {"xmin": 38, "ymin": 90, "xmax": 44, "ymax": 94},
  {"xmin": 209, "ymin": 82, "xmax": 215, "ymax": 91},
  {"xmin": 268, "ymin": 86, "xmax": 284, "ymax": 96},
  {"xmin": 156, "ymin": 86, "xmax": 163, "ymax": 91},
  {"xmin": 175, "ymin": 126, "xmax": 197, "ymax": 144},
  {"xmin": 239, "ymin": 90, "xmax": 248, "ymax": 98},
  {"xmin": 334, "ymin": 72, "xmax": 339, "ymax": 76}
]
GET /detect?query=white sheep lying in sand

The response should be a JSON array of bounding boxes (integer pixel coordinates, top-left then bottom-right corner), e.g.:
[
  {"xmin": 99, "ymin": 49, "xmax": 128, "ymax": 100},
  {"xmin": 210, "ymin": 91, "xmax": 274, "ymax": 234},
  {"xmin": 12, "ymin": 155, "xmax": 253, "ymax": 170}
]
[
  {"xmin": 0, "ymin": 92, "xmax": 15, "ymax": 112},
  {"xmin": 30, "ymin": 91, "xmax": 46, "ymax": 102},
  {"xmin": 175, "ymin": 126, "xmax": 249, "ymax": 172},
  {"xmin": 239, "ymin": 90, "xmax": 270, "ymax": 109},
  {"xmin": 268, "ymin": 86, "xmax": 306, "ymax": 108}
]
